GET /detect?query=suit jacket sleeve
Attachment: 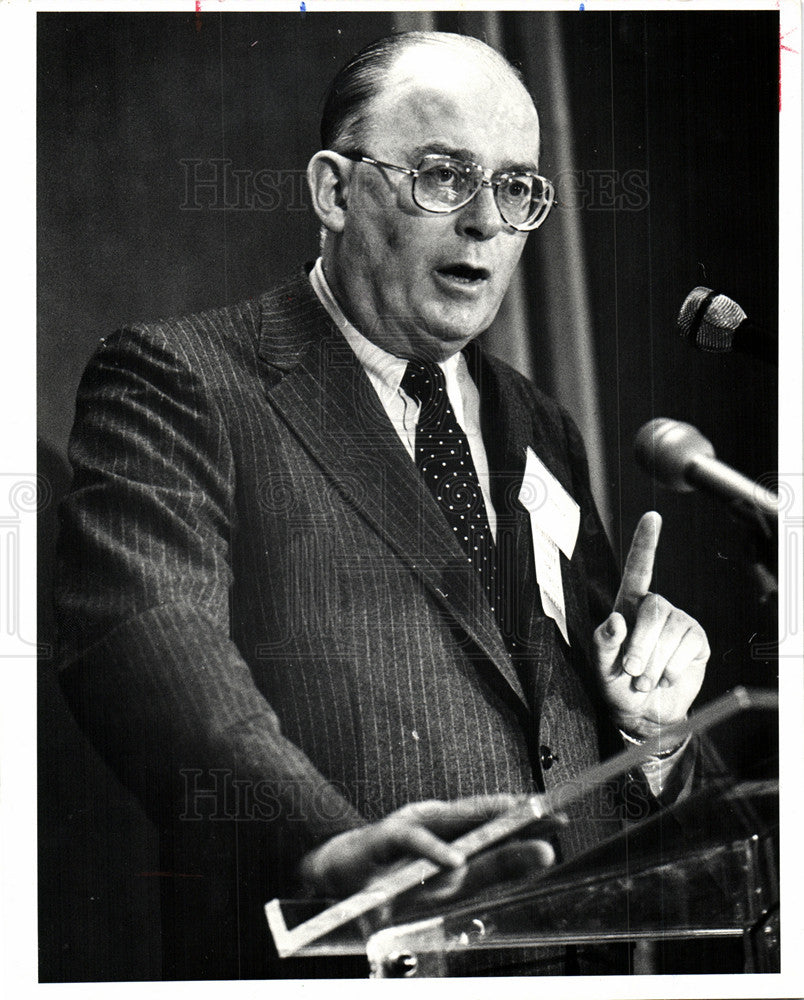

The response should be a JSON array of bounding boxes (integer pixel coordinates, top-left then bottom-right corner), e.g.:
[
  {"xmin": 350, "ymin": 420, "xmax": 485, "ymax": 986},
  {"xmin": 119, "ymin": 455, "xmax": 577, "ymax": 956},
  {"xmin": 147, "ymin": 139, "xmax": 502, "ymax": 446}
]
[{"xmin": 55, "ymin": 325, "xmax": 367, "ymax": 876}]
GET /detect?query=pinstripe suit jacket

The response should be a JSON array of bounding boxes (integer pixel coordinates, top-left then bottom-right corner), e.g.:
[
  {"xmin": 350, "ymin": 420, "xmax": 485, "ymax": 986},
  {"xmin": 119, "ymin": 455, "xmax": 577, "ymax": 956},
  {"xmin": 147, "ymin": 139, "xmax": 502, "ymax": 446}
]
[{"xmin": 55, "ymin": 271, "xmax": 624, "ymax": 976}]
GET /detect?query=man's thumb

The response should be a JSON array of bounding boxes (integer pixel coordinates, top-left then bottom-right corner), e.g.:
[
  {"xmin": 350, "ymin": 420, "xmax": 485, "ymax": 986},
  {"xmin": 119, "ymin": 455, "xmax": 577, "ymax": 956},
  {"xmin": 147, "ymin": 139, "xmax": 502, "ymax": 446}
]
[{"xmin": 593, "ymin": 612, "xmax": 627, "ymax": 676}]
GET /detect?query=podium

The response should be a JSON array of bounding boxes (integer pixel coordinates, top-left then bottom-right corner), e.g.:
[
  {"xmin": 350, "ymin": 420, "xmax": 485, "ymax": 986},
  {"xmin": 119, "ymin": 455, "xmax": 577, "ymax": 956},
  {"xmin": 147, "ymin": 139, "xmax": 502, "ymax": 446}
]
[{"xmin": 265, "ymin": 688, "xmax": 778, "ymax": 976}]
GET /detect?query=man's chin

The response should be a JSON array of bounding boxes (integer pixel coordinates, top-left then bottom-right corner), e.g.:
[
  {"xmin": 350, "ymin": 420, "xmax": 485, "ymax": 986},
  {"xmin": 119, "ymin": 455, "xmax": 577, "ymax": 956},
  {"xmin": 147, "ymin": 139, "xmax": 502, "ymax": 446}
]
[
  {"xmin": 417, "ymin": 304, "xmax": 497, "ymax": 353},
  {"xmin": 435, "ymin": 320, "xmax": 492, "ymax": 353},
  {"xmin": 411, "ymin": 326, "xmax": 482, "ymax": 361},
  {"xmin": 373, "ymin": 302, "xmax": 496, "ymax": 360}
]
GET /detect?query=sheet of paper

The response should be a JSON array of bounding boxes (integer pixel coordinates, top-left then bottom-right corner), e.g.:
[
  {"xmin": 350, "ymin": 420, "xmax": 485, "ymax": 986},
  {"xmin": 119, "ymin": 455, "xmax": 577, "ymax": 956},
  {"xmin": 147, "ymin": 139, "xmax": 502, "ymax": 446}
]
[
  {"xmin": 519, "ymin": 446, "xmax": 580, "ymax": 558},
  {"xmin": 531, "ymin": 524, "xmax": 570, "ymax": 644},
  {"xmin": 519, "ymin": 447, "xmax": 581, "ymax": 645}
]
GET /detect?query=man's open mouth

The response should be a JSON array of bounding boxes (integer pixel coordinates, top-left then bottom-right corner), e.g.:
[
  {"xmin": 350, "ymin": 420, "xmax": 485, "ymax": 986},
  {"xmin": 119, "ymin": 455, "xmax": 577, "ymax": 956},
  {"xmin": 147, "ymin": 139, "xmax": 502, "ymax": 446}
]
[{"xmin": 436, "ymin": 263, "xmax": 490, "ymax": 283}]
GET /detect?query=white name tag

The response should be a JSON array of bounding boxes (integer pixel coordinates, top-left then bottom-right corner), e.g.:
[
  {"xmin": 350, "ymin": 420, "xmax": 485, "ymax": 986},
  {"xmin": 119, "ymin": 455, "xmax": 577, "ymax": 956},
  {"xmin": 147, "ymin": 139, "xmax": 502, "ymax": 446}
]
[{"xmin": 518, "ymin": 447, "xmax": 580, "ymax": 645}]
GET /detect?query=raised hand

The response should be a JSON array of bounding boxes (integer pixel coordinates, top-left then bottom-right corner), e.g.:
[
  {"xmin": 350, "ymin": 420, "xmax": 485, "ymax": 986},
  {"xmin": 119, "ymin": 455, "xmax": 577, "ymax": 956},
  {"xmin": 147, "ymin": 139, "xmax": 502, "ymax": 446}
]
[{"xmin": 592, "ymin": 511, "xmax": 709, "ymax": 740}]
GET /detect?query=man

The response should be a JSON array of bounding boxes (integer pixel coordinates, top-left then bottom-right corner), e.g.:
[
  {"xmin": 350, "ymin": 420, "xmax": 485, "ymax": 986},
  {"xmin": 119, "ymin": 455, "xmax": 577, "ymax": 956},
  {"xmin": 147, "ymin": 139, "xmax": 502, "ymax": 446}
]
[{"xmin": 55, "ymin": 31, "xmax": 708, "ymax": 979}]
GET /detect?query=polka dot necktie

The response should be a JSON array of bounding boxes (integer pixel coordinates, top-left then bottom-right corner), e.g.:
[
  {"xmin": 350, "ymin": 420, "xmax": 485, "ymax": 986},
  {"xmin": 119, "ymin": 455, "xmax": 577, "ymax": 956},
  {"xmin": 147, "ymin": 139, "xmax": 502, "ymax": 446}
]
[{"xmin": 401, "ymin": 359, "xmax": 499, "ymax": 616}]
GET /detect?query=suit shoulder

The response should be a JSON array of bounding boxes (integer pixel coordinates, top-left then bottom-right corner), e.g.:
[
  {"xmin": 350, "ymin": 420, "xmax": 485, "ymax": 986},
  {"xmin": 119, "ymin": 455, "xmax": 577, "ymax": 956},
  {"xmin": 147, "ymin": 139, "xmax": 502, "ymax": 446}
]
[
  {"xmin": 91, "ymin": 273, "xmax": 313, "ymax": 383},
  {"xmin": 107, "ymin": 296, "xmax": 261, "ymax": 359}
]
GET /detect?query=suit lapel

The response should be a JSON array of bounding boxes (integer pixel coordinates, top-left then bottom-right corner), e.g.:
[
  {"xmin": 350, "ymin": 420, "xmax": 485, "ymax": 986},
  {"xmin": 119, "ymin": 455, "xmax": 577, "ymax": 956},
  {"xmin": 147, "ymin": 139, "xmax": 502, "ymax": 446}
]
[
  {"xmin": 514, "ymin": 378, "xmax": 595, "ymax": 672},
  {"xmin": 467, "ymin": 345, "xmax": 598, "ymax": 711},
  {"xmin": 467, "ymin": 344, "xmax": 559, "ymax": 710},
  {"xmin": 255, "ymin": 276, "xmax": 528, "ymax": 713}
]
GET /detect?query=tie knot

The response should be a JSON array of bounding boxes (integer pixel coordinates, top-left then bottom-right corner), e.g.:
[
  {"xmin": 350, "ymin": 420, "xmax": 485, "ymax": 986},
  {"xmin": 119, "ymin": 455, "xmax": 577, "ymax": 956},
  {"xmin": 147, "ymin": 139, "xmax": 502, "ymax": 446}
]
[{"xmin": 401, "ymin": 359, "xmax": 447, "ymax": 411}]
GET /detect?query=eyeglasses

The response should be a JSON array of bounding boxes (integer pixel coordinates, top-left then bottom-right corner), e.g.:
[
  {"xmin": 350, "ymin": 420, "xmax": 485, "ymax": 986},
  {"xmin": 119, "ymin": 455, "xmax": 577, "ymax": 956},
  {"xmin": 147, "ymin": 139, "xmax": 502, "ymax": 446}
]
[{"xmin": 344, "ymin": 152, "xmax": 554, "ymax": 232}]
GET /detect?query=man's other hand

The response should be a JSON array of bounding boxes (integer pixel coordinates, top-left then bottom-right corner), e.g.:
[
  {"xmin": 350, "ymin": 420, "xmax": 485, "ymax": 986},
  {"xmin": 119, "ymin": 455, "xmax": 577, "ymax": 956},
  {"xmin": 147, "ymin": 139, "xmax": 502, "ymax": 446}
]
[
  {"xmin": 593, "ymin": 511, "xmax": 709, "ymax": 740},
  {"xmin": 298, "ymin": 794, "xmax": 554, "ymax": 900}
]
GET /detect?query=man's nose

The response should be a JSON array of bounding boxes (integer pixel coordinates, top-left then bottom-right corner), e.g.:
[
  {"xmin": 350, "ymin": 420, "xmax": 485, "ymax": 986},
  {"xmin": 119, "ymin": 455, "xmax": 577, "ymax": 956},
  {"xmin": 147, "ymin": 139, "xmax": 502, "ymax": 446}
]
[{"xmin": 455, "ymin": 184, "xmax": 505, "ymax": 240}]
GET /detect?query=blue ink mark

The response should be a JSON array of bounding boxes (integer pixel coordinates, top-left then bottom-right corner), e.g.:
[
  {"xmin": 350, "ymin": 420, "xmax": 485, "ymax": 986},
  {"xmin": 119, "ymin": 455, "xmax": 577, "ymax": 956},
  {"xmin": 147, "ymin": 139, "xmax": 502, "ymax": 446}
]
[
  {"xmin": 300, "ymin": 1, "xmax": 306, "ymax": 10},
  {"xmin": 579, "ymin": 3, "xmax": 585, "ymax": 9}
]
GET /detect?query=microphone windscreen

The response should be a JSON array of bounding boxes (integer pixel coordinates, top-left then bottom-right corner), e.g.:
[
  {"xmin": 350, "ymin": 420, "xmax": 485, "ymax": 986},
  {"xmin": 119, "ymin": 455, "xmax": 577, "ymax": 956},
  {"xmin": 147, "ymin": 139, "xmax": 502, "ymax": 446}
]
[{"xmin": 677, "ymin": 286, "xmax": 747, "ymax": 352}]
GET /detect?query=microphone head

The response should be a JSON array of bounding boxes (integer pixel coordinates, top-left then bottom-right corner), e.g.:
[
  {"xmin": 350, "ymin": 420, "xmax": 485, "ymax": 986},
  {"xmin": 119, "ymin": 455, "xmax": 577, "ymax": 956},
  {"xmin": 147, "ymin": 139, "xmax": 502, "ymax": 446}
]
[
  {"xmin": 677, "ymin": 286, "xmax": 748, "ymax": 353},
  {"xmin": 634, "ymin": 417, "xmax": 715, "ymax": 492}
]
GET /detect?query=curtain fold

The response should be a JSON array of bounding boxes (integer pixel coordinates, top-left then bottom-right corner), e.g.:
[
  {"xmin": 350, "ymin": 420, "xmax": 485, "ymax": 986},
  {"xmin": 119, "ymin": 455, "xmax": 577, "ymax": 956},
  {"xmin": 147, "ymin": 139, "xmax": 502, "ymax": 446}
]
[{"xmin": 393, "ymin": 10, "xmax": 612, "ymax": 535}]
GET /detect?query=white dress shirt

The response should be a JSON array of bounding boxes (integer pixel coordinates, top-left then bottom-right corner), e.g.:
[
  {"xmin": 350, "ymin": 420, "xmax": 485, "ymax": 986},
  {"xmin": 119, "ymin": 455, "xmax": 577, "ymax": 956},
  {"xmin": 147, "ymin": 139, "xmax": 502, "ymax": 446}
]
[{"xmin": 310, "ymin": 258, "xmax": 498, "ymax": 539}]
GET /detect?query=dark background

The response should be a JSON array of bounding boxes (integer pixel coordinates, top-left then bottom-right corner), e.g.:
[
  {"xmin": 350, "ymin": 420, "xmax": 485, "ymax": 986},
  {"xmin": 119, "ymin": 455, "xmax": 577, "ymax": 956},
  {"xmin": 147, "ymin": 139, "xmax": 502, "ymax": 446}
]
[{"xmin": 38, "ymin": 10, "xmax": 778, "ymax": 981}]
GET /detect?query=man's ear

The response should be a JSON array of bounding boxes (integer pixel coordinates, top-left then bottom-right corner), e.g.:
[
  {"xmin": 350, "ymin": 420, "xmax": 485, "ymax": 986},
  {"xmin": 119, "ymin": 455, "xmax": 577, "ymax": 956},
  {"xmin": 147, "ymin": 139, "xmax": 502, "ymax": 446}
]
[{"xmin": 307, "ymin": 151, "xmax": 352, "ymax": 234}]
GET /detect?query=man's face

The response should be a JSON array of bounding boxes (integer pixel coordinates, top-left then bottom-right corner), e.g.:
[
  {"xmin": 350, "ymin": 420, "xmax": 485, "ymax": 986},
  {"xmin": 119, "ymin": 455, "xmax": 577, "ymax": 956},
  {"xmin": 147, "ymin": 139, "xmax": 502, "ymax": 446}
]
[{"xmin": 326, "ymin": 42, "xmax": 542, "ymax": 361}]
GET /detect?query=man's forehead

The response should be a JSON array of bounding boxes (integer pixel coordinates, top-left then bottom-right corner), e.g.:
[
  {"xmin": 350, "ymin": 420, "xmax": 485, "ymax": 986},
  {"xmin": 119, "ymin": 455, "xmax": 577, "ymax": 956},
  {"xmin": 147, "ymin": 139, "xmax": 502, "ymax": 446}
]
[
  {"xmin": 385, "ymin": 37, "xmax": 520, "ymax": 89},
  {"xmin": 366, "ymin": 40, "xmax": 540, "ymax": 164}
]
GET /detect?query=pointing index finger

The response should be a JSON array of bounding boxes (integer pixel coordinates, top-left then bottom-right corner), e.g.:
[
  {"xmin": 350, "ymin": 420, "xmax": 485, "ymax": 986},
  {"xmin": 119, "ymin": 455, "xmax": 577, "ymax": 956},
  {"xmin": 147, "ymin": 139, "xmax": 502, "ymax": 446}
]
[{"xmin": 614, "ymin": 511, "xmax": 662, "ymax": 620}]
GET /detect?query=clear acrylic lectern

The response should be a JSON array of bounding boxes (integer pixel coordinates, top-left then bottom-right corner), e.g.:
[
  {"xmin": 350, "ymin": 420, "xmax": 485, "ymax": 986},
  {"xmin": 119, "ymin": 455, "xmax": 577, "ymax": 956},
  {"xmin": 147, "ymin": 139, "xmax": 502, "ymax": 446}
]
[{"xmin": 265, "ymin": 687, "xmax": 778, "ymax": 977}]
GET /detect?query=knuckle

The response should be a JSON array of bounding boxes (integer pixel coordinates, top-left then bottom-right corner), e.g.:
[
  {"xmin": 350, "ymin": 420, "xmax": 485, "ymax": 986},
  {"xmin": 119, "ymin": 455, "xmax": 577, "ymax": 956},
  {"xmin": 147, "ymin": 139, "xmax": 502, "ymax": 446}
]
[
  {"xmin": 667, "ymin": 610, "xmax": 692, "ymax": 635},
  {"xmin": 400, "ymin": 800, "xmax": 428, "ymax": 819},
  {"xmin": 650, "ymin": 593, "xmax": 672, "ymax": 615},
  {"xmin": 679, "ymin": 617, "xmax": 706, "ymax": 649},
  {"xmin": 626, "ymin": 641, "xmax": 648, "ymax": 661},
  {"xmin": 391, "ymin": 824, "xmax": 417, "ymax": 848},
  {"xmin": 404, "ymin": 799, "xmax": 445, "ymax": 827},
  {"xmin": 379, "ymin": 817, "xmax": 400, "ymax": 840},
  {"xmin": 419, "ymin": 799, "xmax": 445, "ymax": 819}
]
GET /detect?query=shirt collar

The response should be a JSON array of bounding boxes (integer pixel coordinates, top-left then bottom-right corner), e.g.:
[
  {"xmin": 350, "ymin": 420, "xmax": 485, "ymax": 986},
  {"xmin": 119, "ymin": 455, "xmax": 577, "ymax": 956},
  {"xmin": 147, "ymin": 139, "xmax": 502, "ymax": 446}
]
[{"xmin": 309, "ymin": 257, "xmax": 462, "ymax": 398}]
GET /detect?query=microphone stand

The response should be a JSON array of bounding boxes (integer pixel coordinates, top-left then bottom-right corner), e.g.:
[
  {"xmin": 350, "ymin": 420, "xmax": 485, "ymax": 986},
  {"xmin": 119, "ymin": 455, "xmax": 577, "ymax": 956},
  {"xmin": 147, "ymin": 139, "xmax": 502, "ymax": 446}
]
[{"xmin": 730, "ymin": 502, "xmax": 777, "ymax": 672}]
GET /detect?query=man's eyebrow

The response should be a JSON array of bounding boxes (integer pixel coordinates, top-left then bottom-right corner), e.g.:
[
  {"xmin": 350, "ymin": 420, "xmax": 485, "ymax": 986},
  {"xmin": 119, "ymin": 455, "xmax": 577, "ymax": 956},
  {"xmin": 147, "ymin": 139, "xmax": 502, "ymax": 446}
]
[
  {"xmin": 407, "ymin": 143, "xmax": 540, "ymax": 173},
  {"xmin": 408, "ymin": 143, "xmax": 473, "ymax": 162}
]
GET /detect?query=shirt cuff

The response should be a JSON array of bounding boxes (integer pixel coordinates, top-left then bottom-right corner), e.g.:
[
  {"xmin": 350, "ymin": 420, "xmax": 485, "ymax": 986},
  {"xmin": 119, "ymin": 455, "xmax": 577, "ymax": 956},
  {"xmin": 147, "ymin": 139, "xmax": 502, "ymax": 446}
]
[{"xmin": 619, "ymin": 729, "xmax": 692, "ymax": 797}]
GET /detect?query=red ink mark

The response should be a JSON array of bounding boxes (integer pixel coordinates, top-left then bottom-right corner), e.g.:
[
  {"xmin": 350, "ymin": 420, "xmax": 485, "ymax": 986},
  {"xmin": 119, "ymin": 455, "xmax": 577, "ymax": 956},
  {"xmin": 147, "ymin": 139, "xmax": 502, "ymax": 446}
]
[
  {"xmin": 136, "ymin": 871, "xmax": 204, "ymax": 879},
  {"xmin": 195, "ymin": 0, "xmax": 202, "ymax": 33},
  {"xmin": 778, "ymin": 24, "xmax": 800, "ymax": 111}
]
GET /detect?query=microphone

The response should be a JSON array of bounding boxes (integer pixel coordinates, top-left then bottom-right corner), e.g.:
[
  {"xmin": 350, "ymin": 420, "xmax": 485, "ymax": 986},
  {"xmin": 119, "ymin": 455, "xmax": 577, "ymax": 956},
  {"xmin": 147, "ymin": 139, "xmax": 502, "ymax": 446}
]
[
  {"xmin": 677, "ymin": 286, "xmax": 775, "ymax": 364},
  {"xmin": 634, "ymin": 418, "xmax": 778, "ymax": 522}
]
